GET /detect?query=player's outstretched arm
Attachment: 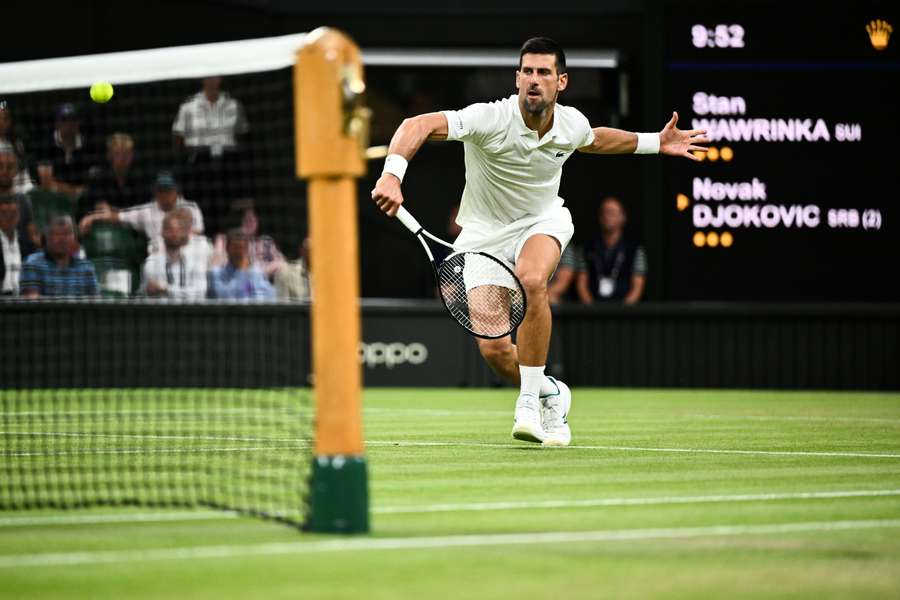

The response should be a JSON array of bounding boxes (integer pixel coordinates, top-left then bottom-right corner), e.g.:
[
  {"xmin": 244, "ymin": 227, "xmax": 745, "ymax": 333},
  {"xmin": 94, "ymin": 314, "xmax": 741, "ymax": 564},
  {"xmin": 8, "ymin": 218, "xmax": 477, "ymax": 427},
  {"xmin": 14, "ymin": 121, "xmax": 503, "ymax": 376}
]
[
  {"xmin": 371, "ymin": 112, "xmax": 448, "ymax": 217},
  {"xmin": 578, "ymin": 111, "xmax": 709, "ymax": 160}
]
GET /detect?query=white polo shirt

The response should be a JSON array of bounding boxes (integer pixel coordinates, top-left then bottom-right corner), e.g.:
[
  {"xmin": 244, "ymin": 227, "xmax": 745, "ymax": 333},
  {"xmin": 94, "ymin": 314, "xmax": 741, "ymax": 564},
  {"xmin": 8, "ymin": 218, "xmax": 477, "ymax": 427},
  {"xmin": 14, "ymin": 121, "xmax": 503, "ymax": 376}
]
[
  {"xmin": 442, "ymin": 95, "xmax": 594, "ymax": 227},
  {"xmin": 118, "ymin": 197, "xmax": 205, "ymax": 242},
  {"xmin": 172, "ymin": 92, "xmax": 249, "ymax": 155}
]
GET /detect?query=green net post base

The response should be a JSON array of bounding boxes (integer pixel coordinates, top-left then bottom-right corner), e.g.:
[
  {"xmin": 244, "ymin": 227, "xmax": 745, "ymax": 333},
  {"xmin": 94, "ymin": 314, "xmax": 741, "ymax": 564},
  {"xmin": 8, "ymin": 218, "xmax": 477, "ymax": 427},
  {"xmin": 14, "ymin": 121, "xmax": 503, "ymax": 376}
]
[{"xmin": 306, "ymin": 455, "xmax": 369, "ymax": 533}]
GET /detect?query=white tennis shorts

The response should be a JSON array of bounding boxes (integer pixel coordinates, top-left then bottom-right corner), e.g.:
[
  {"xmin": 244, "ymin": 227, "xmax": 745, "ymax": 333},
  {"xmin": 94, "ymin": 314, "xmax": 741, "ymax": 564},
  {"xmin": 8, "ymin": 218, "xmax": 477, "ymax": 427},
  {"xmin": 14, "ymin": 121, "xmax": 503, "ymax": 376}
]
[{"xmin": 453, "ymin": 204, "xmax": 574, "ymax": 291}]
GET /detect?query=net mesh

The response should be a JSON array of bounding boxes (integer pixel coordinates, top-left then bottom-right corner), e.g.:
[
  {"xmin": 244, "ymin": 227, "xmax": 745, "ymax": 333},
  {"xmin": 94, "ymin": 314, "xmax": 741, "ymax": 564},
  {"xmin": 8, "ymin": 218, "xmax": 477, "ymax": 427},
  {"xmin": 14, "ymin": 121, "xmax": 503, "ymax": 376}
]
[
  {"xmin": 0, "ymin": 42, "xmax": 314, "ymax": 527},
  {"xmin": 438, "ymin": 252, "xmax": 526, "ymax": 338},
  {"xmin": 0, "ymin": 301, "xmax": 311, "ymax": 527}
]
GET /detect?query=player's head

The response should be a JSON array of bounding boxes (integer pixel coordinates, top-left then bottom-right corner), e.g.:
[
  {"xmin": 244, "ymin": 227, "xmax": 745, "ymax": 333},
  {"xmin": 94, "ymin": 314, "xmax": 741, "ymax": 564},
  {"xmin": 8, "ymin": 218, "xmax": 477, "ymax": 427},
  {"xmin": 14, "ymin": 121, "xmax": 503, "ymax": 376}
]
[
  {"xmin": 516, "ymin": 37, "xmax": 568, "ymax": 115},
  {"xmin": 599, "ymin": 196, "xmax": 626, "ymax": 234}
]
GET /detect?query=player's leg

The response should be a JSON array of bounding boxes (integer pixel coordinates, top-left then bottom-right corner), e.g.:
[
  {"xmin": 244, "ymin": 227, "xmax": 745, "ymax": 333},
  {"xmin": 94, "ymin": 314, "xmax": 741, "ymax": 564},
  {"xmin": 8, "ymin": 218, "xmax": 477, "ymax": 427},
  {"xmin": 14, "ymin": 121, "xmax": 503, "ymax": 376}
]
[
  {"xmin": 476, "ymin": 335, "xmax": 518, "ymax": 382},
  {"xmin": 507, "ymin": 234, "xmax": 561, "ymax": 443}
]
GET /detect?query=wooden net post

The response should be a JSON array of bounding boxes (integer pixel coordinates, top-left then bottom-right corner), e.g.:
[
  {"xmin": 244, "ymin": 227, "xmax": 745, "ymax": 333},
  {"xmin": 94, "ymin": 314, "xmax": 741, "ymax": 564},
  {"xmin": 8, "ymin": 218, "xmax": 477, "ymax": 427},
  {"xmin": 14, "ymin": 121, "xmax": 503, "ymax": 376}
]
[{"xmin": 295, "ymin": 27, "xmax": 370, "ymax": 533}]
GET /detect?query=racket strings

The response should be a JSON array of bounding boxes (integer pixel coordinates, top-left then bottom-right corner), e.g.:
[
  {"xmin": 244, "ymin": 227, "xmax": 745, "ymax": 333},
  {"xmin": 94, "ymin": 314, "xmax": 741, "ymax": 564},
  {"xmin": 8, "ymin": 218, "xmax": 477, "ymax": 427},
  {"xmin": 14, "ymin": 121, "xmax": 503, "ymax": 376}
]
[{"xmin": 437, "ymin": 253, "xmax": 526, "ymax": 338}]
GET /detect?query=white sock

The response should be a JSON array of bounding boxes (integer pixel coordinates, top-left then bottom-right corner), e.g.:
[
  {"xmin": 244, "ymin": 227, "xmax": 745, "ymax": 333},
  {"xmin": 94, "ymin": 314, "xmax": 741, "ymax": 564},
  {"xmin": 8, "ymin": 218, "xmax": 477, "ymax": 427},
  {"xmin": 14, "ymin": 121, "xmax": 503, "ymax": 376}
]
[
  {"xmin": 519, "ymin": 365, "xmax": 545, "ymax": 399},
  {"xmin": 539, "ymin": 376, "xmax": 559, "ymax": 397}
]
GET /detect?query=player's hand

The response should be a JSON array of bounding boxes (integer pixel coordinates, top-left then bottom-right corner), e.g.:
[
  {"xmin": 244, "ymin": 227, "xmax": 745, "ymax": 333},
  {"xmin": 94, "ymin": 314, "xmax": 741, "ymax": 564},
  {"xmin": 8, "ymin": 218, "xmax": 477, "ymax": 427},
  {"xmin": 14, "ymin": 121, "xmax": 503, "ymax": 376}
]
[
  {"xmin": 660, "ymin": 111, "xmax": 710, "ymax": 161},
  {"xmin": 371, "ymin": 174, "xmax": 404, "ymax": 217}
]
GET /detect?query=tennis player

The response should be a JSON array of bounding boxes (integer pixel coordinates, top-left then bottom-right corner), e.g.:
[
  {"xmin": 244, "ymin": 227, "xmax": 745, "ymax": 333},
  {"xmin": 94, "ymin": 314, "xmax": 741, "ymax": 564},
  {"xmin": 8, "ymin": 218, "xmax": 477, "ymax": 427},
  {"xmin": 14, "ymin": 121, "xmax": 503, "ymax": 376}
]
[{"xmin": 371, "ymin": 37, "xmax": 707, "ymax": 446}]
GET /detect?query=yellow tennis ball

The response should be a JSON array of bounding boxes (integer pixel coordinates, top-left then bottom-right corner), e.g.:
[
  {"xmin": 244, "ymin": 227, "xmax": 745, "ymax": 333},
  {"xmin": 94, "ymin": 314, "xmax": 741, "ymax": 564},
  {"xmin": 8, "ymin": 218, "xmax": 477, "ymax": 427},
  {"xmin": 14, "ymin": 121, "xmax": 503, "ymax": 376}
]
[{"xmin": 90, "ymin": 82, "xmax": 114, "ymax": 103}]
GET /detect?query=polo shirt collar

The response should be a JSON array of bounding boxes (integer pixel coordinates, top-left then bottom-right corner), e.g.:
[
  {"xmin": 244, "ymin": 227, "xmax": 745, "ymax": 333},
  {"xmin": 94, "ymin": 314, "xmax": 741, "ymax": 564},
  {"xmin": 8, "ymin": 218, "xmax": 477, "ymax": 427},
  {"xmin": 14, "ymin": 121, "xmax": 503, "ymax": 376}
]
[{"xmin": 509, "ymin": 95, "xmax": 570, "ymax": 145}]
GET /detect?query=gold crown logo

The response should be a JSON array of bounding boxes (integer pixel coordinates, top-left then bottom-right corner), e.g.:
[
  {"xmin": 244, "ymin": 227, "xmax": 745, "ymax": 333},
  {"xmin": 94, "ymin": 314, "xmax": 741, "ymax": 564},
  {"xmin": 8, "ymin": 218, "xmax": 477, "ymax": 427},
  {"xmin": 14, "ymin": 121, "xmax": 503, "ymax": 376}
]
[{"xmin": 866, "ymin": 19, "xmax": 893, "ymax": 50}]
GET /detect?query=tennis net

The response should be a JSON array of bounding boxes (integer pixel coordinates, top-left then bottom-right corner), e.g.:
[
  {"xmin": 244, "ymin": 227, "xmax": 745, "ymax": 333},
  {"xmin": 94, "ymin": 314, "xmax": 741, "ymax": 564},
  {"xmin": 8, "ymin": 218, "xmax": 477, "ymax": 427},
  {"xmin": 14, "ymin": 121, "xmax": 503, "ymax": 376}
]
[{"xmin": 0, "ymin": 300, "xmax": 311, "ymax": 527}]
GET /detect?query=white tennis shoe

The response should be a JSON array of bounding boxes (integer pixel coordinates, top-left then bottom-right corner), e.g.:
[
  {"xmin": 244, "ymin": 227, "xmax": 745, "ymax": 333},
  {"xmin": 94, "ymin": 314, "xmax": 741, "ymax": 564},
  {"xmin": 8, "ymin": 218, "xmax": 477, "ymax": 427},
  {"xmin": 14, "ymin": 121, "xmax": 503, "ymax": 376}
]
[
  {"xmin": 540, "ymin": 377, "xmax": 571, "ymax": 447},
  {"xmin": 511, "ymin": 394, "xmax": 545, "ymax": 443}
]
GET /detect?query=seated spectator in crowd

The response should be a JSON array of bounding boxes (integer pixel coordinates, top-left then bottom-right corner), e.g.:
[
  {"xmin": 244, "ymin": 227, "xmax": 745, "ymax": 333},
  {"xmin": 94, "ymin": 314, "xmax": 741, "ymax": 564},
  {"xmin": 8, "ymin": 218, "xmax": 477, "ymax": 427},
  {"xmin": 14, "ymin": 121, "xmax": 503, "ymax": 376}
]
[
  {"xmin": 151, "ymin": 207, "xmax": 213, "ymax": 268},
  {"xmin": 211, "ymin": 198, "xmax": 284, "ymax": 279},
  {"xmin": 142, "ymin": 210, "xmax": 207, "ymax": 301},
  {"xmin": 275, "ymin": 237, "xmax": 311, "ymax": 300},
  {"xmin": 548, "ymin": 242, "xmax": 589, "ymax": 304},
  {"xmin": 36, "ymin": 103, "xmax": 94, "ymax": 199},
  {"xmin": 0, "ymin": 149, "xmax": 39, "ymax": 248},
  {"xmin": 79, "ymin": 133, "xmax": 147, "ymax": 218},
  {"xmin": 173, "ymin": 76, "xmax": 250, "ymax": 234},
  {"xmin": 209, "ymin": 229, "xmax": 274, "ymax": 300},
  {"xmin": 0, "ymin": 196, "xmax": 35, "ymax": 296},
  {"xmin": 79, "ymin": 171, "xmax": 204, "ymax": 245},
  {"xmin": 578, "ymin": 196, "xmax": 647, "ymax": 304},
  {"xmin": 0, "ymin": 100, "xmax": 36, "ymax": 194},
  {"xmin": 19, "ymin": 216, "xmax": 98, "ymax": 298}
]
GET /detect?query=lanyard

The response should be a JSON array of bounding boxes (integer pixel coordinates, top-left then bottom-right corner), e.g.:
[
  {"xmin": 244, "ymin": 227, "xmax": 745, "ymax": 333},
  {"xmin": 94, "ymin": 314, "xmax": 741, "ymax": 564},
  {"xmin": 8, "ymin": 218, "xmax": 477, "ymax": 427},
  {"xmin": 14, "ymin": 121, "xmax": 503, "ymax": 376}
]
[{"xmin": 165, "ymin": 256, "xmax": 186, "ymax": 288}]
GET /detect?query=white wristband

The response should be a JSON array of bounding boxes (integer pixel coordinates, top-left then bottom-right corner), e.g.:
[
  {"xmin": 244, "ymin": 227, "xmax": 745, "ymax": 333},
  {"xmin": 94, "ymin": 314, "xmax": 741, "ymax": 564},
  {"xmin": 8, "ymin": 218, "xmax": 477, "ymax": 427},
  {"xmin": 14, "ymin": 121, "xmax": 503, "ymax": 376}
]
[
  {"xmin": 634, "ymin": 132, "xmax": 660, "ymax": 154},
  {"xmin": 382, "ymin": 154, "xmax": 408, "ymax": 183}
]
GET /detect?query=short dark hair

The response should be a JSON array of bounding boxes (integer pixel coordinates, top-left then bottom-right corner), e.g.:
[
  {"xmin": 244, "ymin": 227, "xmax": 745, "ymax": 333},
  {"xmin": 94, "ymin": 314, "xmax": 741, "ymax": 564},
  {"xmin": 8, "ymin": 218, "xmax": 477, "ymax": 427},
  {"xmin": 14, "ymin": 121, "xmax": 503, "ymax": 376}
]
[{"xmin": 519, "ymin": 37, "xmax": 567, "ymax": 74}]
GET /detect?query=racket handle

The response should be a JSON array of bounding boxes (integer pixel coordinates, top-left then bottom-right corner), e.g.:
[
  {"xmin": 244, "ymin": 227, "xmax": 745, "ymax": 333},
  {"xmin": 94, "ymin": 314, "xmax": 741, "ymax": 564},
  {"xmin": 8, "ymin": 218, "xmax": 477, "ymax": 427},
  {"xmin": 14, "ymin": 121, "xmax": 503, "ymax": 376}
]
[{"xmin": 395, "ymin": 206, "xmax": 422, "ymax": 234}]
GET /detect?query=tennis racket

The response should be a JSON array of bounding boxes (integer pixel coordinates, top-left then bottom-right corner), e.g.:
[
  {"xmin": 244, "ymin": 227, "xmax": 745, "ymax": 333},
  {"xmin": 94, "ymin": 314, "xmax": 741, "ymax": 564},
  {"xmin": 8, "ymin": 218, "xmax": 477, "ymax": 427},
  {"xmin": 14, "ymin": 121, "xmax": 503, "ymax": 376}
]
[{"xmin": 394, "ymin": 205, "xmax": 526, "ymax": 339}]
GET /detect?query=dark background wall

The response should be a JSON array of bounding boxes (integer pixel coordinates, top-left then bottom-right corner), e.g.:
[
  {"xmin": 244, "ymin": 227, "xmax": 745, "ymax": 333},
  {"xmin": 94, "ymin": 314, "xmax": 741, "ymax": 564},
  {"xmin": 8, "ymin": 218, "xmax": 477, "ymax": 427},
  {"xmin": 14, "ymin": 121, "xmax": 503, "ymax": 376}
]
[{"xmin": 4, "ymin": 0, "xmax": 666, "ymax": 298}]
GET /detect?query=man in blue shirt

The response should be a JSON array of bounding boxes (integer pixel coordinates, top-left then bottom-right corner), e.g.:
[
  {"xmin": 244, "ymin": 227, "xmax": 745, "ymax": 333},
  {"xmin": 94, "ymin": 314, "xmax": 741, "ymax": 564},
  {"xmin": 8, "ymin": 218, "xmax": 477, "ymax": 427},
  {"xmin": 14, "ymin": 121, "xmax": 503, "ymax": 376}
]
[
  {"xmin": 20, "ymin": 215, "xmax": 99, "ymax": 298},
  {"xmin": 208, "ymin": 229, "xmax": 274, "ymax": 300}
]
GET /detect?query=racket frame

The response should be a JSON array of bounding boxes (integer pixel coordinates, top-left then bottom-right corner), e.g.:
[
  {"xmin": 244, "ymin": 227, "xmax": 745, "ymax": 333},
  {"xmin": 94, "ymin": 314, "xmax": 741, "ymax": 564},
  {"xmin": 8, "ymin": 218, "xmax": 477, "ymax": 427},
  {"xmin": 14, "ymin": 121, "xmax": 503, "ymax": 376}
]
[{"xmin": 394, "ymin": 206, "xmax": 526, "ymax": 339}]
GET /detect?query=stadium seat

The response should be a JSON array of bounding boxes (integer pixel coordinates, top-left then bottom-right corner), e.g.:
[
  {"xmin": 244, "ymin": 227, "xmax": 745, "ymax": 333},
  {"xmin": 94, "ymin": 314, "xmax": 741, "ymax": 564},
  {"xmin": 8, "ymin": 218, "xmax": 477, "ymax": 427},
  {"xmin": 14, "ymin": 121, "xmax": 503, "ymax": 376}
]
[
  {"xmin": 82, "ymin": 223, "xmax": 148, "ymax": 297},
  {"xmin": 27, "ymin": 189, "xmax": 76, "ymax": 230}
]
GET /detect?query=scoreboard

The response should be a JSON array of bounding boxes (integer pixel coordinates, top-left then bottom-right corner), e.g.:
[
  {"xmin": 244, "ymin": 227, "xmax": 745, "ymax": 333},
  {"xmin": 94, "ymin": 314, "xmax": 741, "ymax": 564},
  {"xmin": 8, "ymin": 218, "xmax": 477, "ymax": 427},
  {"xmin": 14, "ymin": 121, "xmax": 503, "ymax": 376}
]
[{"xmin": 664, "ymin": 2, "xmax": 899, "ymax": 301}]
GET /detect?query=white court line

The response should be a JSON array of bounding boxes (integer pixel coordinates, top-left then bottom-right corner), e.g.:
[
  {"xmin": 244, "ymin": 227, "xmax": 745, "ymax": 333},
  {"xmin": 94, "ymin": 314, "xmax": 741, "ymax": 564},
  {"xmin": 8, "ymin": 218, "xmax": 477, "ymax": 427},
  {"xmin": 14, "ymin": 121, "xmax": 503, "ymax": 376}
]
[
  {"xmin": 365, "ymin": 440, "xmax": 900, "ymax": 459},
  {"xmin": 374, "ymin": 489, "xmax": 900, "ymax": 514},
  {"xmin": 6, "ymin": 436, "xmax": 899, "ymax": 459},
  {"xmin": 3, "ymin": 489, "xmax": 898, "ymax": 527},
  {"xmin": 1, "ymin": 519, "xmax": 899, "ymax": 568}
]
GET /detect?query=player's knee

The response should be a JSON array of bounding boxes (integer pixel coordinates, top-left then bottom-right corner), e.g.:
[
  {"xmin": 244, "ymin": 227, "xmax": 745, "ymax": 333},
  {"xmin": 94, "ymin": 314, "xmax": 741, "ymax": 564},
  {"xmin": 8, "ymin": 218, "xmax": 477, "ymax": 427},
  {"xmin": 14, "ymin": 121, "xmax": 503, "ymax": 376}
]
[
  {"xmin": 517, "ymin": 270, "xmax": 548, "ymax": 298},
  {"xmin": 478, "ymin": 339, "xmax": 512, "ymax": 363}
]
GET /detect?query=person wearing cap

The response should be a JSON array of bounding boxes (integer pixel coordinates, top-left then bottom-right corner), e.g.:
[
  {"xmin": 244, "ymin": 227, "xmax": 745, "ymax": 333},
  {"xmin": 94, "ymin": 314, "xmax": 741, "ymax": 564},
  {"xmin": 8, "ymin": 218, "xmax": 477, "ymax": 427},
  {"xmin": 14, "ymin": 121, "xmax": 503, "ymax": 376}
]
[
  {"xmin": 78, "ymin": 171, "xmax": 204, "ymax": 247},
  {"xmin": 36, "ymin": 103, "xmax": 94, "ymax": 198}
]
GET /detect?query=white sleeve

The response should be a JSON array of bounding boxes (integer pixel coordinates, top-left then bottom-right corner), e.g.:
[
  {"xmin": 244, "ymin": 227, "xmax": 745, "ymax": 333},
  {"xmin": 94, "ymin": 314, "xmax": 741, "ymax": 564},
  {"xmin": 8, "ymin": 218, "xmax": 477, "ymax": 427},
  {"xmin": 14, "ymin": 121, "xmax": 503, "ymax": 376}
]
[
  {"xmin": 118, "ymin": 206, "xmax": 143, "ymax": 229},
  {"xmin": 172, "ymin": 102, "xmax": 188, "ymax": 135},
  {"xmin": 574, "ymin": 110, "xmax": 595, "ymax": 150},
  {"xmin": 191, "ymin": 206, "xmax": 205, "ymax": 234},
  {"xmin": 141, "ymin": 256, "xmax": 163, "ymax": 293},
  {"xmin": 441, "ymin": 101, "xmax": 504, "ymax": 146}
]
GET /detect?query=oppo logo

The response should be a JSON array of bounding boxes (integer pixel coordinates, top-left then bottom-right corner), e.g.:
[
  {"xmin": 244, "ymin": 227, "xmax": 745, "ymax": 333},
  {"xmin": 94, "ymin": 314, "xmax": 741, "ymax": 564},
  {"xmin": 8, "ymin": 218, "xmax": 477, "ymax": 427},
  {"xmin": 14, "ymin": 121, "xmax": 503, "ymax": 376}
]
[{"xmin": 358, "ymin": 342, "xmax": 429, "ymax": 368}]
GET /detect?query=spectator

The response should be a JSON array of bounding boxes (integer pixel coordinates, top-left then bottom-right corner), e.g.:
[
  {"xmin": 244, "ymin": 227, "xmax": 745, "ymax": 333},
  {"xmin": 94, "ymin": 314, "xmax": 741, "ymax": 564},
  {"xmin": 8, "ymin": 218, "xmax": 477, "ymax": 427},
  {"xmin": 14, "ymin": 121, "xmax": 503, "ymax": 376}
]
[
  {"xmin": 19, "ymin": 215, "xmax": 98, "ymax": 298},
  {"xmin": 80, "ymin": 133, "xmax": 147, "ymax": 218},
  {"xmin": 548, "ymin": 242, "xmax": 589, "ymax": 304},
  {"xmin": 578, "ymin": 196, "xmax": 647, "ymax": 304},
  {"xmin": 211, "ymin": 198, "xmax": 284, "ymax": 279},
  {"xmin": 142, "ymin": 210, "xmax": 208, "ymax": 301},
  {"xmin": 37, "ymin": 103, "xmax": 93, "ymax": 199},
  {"xmin": 0, "ymin": 196, "xmax": 35, "ymax": 296},
  {"xmin": 209, "ymin": 229, "xmax": 274, "ymax": 300},
  {"xmin": 172, "ymin": 76, "xmax": 249, "ymax": 233},
  {"xmin": 275, "ymin": 237, "xmax": 311, "ymax": 300},
  {"xmin": 79, "ymin": 171, "xmax": 203, "ymax": 245},
  {"xmin": 0, "ymin": 149, "xmax": 39, "ymax": 248},
  {"xmin": 0, "ymin": 100, "xmax": 35, "ymax": 194}
]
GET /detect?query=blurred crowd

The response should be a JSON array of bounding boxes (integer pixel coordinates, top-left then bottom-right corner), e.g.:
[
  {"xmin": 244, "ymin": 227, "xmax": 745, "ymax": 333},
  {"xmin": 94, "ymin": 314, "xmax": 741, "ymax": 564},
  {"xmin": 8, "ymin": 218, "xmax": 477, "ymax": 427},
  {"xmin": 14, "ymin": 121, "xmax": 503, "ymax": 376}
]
[{"xmin": 0, "ymin": 78, "xmax": 310, "ymax": 301}]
